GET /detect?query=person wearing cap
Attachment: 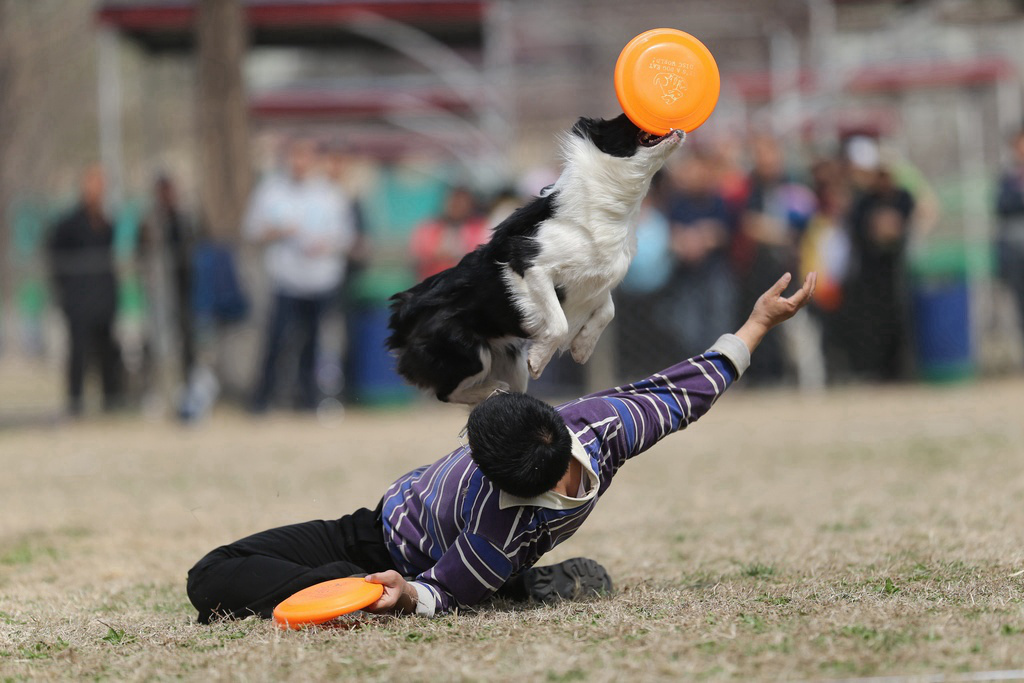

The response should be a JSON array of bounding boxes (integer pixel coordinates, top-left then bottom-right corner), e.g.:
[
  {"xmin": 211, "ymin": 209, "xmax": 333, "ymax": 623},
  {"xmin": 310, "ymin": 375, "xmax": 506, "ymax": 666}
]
[
  {"xmin": 185, "ymin": 271, "xmax": 815, "ymax": 621},
  {"xmin": 845, "ymin": 155, "xmax": 916, "ymax": 382}
]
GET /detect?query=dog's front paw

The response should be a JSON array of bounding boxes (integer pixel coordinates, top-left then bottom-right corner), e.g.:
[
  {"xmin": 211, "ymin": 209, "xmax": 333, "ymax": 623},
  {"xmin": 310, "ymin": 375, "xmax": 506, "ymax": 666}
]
[
  {"xmin": 527, "ymin": 346, "xmax": 552, "ymax": 379},
  {"xmin": 570, "ymin": 333, "xmax": 599, "ymax": 365}
]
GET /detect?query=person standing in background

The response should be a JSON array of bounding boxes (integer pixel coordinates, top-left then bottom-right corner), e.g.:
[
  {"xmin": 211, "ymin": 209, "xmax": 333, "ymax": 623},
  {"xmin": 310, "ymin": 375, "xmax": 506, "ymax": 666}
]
[
  {"xmin": 47, "ymin": 164, "xmax": 122, "ymax": 416},
  {"xmin": 660, "ymin": 152, "xmax": 736, "ymax": 358},
  {"xmin": 801, "ymin": 160, "xmax": 853, "ymax": 382},
  {"xmin": 246, "ymin": 138, "xmax": 355, "ymax": 413},
  {"xmin": 141, "ymin": 174, "xmax": 195, "ymax": 385},
  {"xmin": 409, "ymin": 186, "xmax": 488, "ymax": 281},
  {"xmin": 737, "ymin": 135, "xmax": 818, "ymax": 386},
  {"xmin": 995, "ymin": 128, "xmax": 1024, "ymax": 358},
  {"xmin": 845, "ymin": 165, "xmax": 915, "ymax": 381},
  {"xmin": 324, "ymin": 147, "xmax": 372, "ymax": 404}
]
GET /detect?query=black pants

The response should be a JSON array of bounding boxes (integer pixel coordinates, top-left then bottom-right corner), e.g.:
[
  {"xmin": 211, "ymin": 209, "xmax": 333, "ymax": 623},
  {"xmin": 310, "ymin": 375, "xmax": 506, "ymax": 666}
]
[
  {"xmin": 999, "ymin": 236, "xmax": 1024, "ymax": 344},
  {"xmin": 252, "ymin": 291, "xmax": 331, "ymax": 410},
  {"xmin": 65, "ymin": 313, "xmax": 121, "ymax": 410},
  {"xmin": 186, "ymin": 505, "xmax": 396, "ymax": 623}
]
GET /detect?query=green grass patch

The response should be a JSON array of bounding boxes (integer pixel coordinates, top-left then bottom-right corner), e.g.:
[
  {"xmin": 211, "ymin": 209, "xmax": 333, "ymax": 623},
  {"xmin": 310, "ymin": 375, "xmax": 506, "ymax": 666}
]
[
  {"xmin": 738, "ymin": 613, "xmax": 768, "ymax": 633},
  {"xmin": 756, "ymin": 594, "xmax": 791, "ymax": 606},
  {"xmin": 0, "ymin": 610, "xmax": 23, "ymax": 625},
  {"xmin": 838, "ymin": 624, "xmax": 914, "ymax": 652},
  {"xmin": 0, "ymin": 540, "xmax": 58, "ymax": 566},
  {"xmin": 16, "ymin": 638, "xmax": 69, "ymax": 660},
  {"xmin": 100, "ymin": 626, "xmax": 136, "ymax": 647},
  {"xmin": 741, "ymin": 563, "xmax": 776, "ymax": 578}
]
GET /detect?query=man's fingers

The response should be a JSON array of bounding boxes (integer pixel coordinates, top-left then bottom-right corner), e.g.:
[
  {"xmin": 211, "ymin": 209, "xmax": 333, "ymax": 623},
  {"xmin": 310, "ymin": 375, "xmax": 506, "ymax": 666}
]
[
  {"xmin": 365, "ymin": 571, "xmax": 398, "ymax": 587},
  {"xmin": 783, "ymin": 272, "xmax": 817, "ymax": 309},
  {"xmin": 768, "ymin": 272, "xmax": 793, "ymax": 298}
]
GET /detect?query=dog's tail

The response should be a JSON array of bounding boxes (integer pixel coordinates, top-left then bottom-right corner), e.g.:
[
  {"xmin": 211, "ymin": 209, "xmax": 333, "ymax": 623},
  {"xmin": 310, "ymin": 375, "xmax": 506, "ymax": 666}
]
[
  {"xmin": 386, "ymin": 267, "xmax": 455, "ymax": 352},
  {"xmin": 386, "ymin": 275, "xmax": 438, "ymax": 352},
  {"xmin": 386, "ymin": 272, "xmax": 486, "ymax": 400}
]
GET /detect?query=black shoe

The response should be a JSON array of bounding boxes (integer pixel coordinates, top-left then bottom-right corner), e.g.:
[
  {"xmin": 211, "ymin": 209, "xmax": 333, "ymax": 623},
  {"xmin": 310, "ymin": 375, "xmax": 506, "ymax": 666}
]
[{"xmin": 521, "ymin": 558, "xmax": 613, "ymax": 603}]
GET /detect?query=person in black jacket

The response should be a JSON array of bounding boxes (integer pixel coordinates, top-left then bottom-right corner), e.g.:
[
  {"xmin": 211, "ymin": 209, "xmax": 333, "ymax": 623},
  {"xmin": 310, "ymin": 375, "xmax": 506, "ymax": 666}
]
[
  {"xmin": 47, "ymin": 164, "xmax": 122, "ymax": 415},
  {"xmin": 141, "ymin": 174, "xmax": 195, "ymax": 382},
  {"xmin": 845, "ymin": 165, "xmax": 915, "ymax": 381},
  {"xmin": 996, "ymin": 128, "xmax": 1024, "ymax": 352}
]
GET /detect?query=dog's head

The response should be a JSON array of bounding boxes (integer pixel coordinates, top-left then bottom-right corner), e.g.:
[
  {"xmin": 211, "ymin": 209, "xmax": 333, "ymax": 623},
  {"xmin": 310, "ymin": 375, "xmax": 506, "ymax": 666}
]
[{"xmin": 568, "ymin": 113, "xmax": 683, "ymax": 170}]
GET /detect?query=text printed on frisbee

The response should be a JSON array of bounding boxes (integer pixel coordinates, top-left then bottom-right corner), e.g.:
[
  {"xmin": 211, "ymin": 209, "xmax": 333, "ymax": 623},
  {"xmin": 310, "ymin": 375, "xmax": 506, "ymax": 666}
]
[{"xmin": 649, "ymin": 59, "xmax": 694, "ymax": 104}]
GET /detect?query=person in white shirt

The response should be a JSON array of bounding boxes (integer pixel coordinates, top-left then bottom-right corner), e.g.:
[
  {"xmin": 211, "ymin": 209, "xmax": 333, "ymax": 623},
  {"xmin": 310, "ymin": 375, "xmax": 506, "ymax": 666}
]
[{"xmin": 245, "ymin": 138, "xmax": 355, "ymax": 412}]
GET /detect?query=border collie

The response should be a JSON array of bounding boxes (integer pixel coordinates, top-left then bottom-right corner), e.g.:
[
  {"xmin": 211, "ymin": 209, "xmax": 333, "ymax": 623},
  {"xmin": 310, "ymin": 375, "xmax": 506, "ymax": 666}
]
[{"xmin": 387, "ymin": 113, "xmax": 684, "ymax": 404}]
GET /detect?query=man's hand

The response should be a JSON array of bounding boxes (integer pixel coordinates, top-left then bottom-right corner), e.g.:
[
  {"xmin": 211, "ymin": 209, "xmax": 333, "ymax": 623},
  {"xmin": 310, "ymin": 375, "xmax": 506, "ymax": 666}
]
[
  {"xmin": 364, "ymin": 570, "xmax": 418, "ymax": 614},
  {"xmin": 303, "ymin": 237, "xmax": 335, "ymax": 258},
  {"xmin": 260, "ymin": 225, "xmax": 298, "ymax": 244},
  {"xmin": 735, "ymin": 272, "xmax": 816, "ymax": 355}
]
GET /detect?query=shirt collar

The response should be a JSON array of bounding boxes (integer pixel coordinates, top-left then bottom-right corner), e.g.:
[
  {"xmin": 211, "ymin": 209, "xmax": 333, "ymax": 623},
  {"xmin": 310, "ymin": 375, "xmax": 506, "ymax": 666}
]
[{"xmin": 498, "ymin": 427, "xmax": 599, "ymax": 511}]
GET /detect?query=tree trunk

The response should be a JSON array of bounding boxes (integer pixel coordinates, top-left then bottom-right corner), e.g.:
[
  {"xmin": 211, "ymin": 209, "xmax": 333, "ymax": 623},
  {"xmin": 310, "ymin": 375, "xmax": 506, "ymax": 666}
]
[
  {"xmin": 0, "ymin": 0, "xmax": 14, "ymax": 318},
  {"xmin": 195, "ymin": 0, "xmax": 250, "ymax": 242}
]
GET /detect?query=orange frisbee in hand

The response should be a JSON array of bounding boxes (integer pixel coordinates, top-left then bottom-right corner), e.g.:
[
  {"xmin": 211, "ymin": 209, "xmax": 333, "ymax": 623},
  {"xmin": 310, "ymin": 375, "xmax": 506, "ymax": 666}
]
[
  {"xmin": 614, "ymin": 28, "xmax": 720, "ymax": 135},
  {"xmin": 273, "ymin": 577, "xmax": 384, "ymax": 629}
]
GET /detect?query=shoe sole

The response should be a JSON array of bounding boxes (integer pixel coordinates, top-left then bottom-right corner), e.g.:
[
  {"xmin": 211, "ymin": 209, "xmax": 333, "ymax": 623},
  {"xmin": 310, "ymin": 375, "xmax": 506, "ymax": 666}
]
[{"xmin": 523, "ymin": 557, "xmax": 613, "ymax": 602}]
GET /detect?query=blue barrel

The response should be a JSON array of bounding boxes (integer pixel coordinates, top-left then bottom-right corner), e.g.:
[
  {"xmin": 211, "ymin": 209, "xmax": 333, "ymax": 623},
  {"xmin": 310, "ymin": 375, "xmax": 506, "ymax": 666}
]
[
  {"xmin": 347, "ymin": 268, "xmax": 417, "ymax": 406},
  {"xmin": 910, "ymin": 244, "xmax": 981, "ymax": 383},
  {"xmin": 348, "ymin": 305, "xmax": 416, "ymax": 405},
  {"xmin": 911, "ymin": 279, "xmax": 972, "ymax": 382}
]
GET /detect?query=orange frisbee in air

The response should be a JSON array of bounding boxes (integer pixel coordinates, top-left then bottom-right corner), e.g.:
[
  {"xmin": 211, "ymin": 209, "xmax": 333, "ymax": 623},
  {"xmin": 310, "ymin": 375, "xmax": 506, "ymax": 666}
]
[
  {"xmin": 614, "ymin": 28, "xmax": 720, "ymax": 135},
  {"xmin": 273, "ymin": 577, "xmax": 384, "ymax": 629}
]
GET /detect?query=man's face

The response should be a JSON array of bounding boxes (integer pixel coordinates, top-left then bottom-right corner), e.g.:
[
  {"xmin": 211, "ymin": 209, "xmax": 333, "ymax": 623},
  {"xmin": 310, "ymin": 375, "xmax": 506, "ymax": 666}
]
[
  {"xmin": 156, "ymin": 178, "xmax": 176, "ymax": 206},
  {"xmin": 752, "ymin": 137, "xmax": 783, "ymax": 180},
  {"xmin": 671, "ymin": 156, "xmax": 709, "ymax": 195},
  {"xmin": 1014, "ymin": 134, "xmax": 1024, "ymax": 164},
  {"xmin": 288, "ymin": 141, "xmax": 317, "ymax": 180},
  {"xmin": 81, "ymin": 165, "xmax": 105, "ymax": 209},
  {"xmin": 444, "ymin": 190, "xmax": 474, "ymax": 223}
]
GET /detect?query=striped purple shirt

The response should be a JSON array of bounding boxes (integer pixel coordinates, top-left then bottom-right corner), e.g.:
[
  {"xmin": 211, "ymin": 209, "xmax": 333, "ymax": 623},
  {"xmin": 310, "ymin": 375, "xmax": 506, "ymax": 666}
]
[{"xmin": 381, "ymin": 337, "xmax": 746, "ymax": 615}]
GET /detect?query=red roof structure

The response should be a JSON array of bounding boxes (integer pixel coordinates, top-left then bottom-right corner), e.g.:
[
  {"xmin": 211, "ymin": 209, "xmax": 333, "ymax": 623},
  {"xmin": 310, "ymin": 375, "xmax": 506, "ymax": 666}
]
[{"xmin": 96, "ymin": 0, "xmax": 485, "ymax": 51}]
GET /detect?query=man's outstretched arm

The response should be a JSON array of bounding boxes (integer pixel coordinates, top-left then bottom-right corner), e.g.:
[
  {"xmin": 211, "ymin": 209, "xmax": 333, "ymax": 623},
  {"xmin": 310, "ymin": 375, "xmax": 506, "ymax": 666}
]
[{"xmin": 559, "ymin": 272, "xmax": 817, "ymax": 473}]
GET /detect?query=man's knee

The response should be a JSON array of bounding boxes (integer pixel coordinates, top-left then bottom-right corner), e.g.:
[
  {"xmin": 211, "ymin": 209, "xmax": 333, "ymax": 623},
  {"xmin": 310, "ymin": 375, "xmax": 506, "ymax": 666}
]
[{"xmin": 185, "ymin": 548, "xmax": 230, "ymax": 622}]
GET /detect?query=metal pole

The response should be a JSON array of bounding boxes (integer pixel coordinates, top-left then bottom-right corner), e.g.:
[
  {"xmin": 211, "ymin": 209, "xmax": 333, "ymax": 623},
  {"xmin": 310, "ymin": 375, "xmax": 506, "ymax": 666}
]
[
  {"xmin": 955, "ymin": 93, "xmax": 991, "ymax": 362},
  {"xmin": 807, "ymin": 0, "xmax": 839, "ymax": 148},
  {"xmin": 481, "ymin": 0, "xmax": 514, "ymax": 186},
  {"xmin": 769, "ymin": 24, "xmax": 801, "ymax": 141},
  {"xmin": 97, "ymin": 26, "xmax": 124, "ymax": 210}
]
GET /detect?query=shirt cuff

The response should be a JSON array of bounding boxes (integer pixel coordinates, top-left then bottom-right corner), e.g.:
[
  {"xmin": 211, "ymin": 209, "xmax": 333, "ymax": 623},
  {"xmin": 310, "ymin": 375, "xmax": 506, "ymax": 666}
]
[
  {"xmin": 708, "ymin": 333, "xmax": 751, "ymax": 378},
  {"xmin": 408, "ymin": 581, "xmax": 437, "ymax": 617}
]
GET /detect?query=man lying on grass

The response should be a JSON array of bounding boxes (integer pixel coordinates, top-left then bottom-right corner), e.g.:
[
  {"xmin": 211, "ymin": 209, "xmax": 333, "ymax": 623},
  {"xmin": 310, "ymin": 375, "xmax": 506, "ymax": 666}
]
[{"xmin": 187, "ymin": 271, "xmax": 816, "ymax": 621}]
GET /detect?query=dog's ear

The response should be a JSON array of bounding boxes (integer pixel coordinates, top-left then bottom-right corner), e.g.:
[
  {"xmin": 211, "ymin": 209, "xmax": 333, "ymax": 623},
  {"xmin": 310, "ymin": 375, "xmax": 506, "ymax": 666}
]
[
  {"xmin": 570, "ymin": 116, "xmax": 600, "ymax": 140},
  {"xmin": 572, "ymin": 114, "xmax": 640, "ymax": 158}
]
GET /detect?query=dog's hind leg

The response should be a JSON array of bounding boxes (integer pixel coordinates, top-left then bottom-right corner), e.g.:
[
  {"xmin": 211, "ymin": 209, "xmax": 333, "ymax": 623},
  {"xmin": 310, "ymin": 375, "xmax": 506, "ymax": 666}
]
[
  {"xmin": 444, "ymin": 345, "xmax": 503, "ymax": 405},
  {"xmin": 488, "ymin": 340, "xmax": 530, "ymax": 394},
  {"xmin": 570, "ymin": 292, "xmax": 615, "ymax": 365}
]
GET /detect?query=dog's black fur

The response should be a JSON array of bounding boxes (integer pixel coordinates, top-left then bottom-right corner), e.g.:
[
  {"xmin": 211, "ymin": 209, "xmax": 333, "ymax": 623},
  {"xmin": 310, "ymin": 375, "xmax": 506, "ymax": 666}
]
[{"xmin": 387, "ymin": 192, "xmax": 558, "ymax": 401}]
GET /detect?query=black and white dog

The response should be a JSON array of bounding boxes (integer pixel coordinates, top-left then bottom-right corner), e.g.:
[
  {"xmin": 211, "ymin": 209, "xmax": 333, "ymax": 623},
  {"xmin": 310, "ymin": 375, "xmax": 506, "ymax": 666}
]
[{"xmin": 387, "ymin": 113, "xmax": 684, "ymax": 404}]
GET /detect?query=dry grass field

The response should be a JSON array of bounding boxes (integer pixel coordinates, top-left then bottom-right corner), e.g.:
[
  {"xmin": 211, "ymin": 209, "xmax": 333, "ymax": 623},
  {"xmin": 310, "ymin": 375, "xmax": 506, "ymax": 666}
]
[{"xmin": 2, "ymin": 358, "xmax": 1024, "ymax": 682}]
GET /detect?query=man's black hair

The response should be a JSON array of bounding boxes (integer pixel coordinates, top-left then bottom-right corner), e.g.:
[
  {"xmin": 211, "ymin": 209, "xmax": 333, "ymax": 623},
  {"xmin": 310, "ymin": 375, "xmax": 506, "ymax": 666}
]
[{"xmin": 466, "ymin": 392, "xmax": 572, "ymax": 498}]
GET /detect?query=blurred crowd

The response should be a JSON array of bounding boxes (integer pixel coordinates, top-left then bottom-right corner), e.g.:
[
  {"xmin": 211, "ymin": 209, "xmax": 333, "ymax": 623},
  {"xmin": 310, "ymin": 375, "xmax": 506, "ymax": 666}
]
[
  {"xmin": 617, "ymin": 132, "xmax": 926, "ymax": 390},
  {"xmin": 37, "ymin": 126, "xmax": 1024, "ymax": 419}
]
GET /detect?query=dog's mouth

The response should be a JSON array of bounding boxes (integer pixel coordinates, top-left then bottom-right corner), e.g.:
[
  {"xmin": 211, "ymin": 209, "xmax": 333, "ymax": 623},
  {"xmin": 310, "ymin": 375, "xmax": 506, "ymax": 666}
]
[{"xmin": 637, "ymin": 130, "xmax": 680, "ymax": 147}]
